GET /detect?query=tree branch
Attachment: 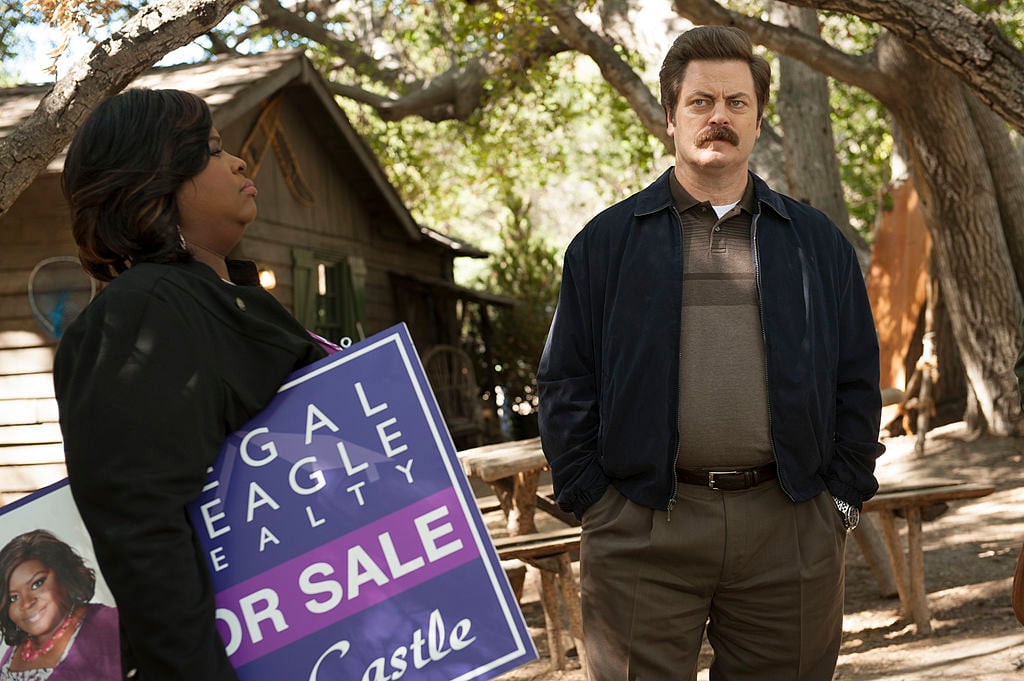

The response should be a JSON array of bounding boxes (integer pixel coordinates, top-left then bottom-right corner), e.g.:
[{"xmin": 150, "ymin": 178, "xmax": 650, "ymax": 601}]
[
  {"xmin": 0, "ymin": 0, "xmax": 245, "ymax": 216},
  {"xmin": 539, "ymin": 0, "xmax": 672, "ymax": 153},
  {"xmin": 256, "ymin": 0, "xmax": 409, "ymax": 89},
  {"xmin": 326, "ymin": 62, "xmax": 487, "ymax": 122},
  {"xmin": 781, "ymin": 0, "xmax": 1024, "ymax": 133},
  {"xmin": 673, "ymin": 0, "xmax": 895, "ymax": 100},
  {"xmin": 326, "ymin": 30, "xmax": 570, "ymax": 122}
]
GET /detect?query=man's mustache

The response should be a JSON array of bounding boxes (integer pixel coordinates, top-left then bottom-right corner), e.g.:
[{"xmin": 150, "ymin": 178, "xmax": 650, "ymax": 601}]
[{"xmin": 695, "ymin": 126, "xmax": 739, "ymax": 147}]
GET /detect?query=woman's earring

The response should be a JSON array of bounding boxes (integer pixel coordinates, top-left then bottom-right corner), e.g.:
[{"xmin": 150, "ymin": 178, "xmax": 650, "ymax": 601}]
[{"xmin": 177, "ymin": 226, "xmax": 187, "ymax": 251}]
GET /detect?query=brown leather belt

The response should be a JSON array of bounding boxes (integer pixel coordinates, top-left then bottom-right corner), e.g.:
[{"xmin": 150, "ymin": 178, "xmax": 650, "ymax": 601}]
[{"xmin": 675, "ymin": 463, "xmax": 777, "ymax": 491}]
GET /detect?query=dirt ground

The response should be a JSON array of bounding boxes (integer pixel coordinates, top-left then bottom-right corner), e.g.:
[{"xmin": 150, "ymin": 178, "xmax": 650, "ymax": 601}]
[{"xmin": 490, "ymin": 422, "xmax": 1024, "ymax": 680}]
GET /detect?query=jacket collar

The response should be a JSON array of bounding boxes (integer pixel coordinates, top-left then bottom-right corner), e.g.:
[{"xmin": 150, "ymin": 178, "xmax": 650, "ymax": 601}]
[
  {"xmin": 226, "ymin": 259, "xmax": 261, "ymax": 286},
  {"xmin": 634, "ymin": 168, "xmax": 676, "ymax": 217},
  {"xmin": 750, "ymin": 172, "xmax": 790, "ymax": 221},
  {"xmin": 635, "ymin": 168, "xmax": 791, "ymax": 222},
  {"xmin": 180, "ymin": 257, "xmax": 262, "ymax": 286}
]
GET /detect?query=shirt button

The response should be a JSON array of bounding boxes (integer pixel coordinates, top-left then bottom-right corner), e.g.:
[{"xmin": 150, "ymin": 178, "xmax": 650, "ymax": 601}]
[
  {"xmin": 236, "ymin": 297, "xmax": 247, "ymax": 311},
  {"xmin": 714, "ymin": 226, "xmax": 721, "ymax": 232}
]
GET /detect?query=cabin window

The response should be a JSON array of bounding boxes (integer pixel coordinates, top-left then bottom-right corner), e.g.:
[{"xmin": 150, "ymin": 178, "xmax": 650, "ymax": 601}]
[{"xmin": 292, "ymin": 248, "xmax": 367, "ymax": 345}]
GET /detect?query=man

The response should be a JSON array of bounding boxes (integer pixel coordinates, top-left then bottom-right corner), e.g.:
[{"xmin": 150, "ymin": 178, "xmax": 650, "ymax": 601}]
[{"xmin": 537, "ymin": 26, "xmax": 884, "ymax": 680}]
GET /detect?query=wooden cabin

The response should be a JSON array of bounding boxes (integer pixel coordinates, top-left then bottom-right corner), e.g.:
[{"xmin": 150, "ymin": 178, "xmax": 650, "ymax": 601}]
[{"xmin": 0, "ymin": 51, "xmax": 510, "ymax": 503}]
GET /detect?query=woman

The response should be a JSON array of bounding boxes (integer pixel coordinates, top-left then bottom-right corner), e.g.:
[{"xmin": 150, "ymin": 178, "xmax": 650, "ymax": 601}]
[
  {"xmin": 54, "ymin": 89, "xmax": 328, "ymax": 680},
  {"xmin": 0, "ymin": 530, "xmax": 119, "ymax": 680}
]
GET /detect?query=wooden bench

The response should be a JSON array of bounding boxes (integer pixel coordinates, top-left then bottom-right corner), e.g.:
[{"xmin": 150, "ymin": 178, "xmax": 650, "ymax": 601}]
[
  {"xmin": 491, "ymin": 527, "xmax": 585, "ymax": 671},
  {"xmin": 480, "ymin": 482, "xmax": 579, "ymax": 528},
  {"xmin": 535, "ymin": 483, "xmax": 580, "ymax": 527},
  {"xmin": 475, "ymin": 495, "xmax": 503, "ymax": 515},
  {"xmin": 861, "ymin": 481, "xmax": 995, "ymax": 634}
]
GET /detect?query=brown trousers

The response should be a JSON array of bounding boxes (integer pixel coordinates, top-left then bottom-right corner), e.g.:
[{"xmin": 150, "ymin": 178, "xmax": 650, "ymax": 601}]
[{"xmin": 579, "ymin": 481, "xmax": 846, "ymax": 681}]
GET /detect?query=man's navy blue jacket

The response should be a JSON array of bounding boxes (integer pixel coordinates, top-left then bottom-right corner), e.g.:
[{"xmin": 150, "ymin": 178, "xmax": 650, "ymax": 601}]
[{"xmin": 537, "ymin": 169, "xmax": 885, "ymax": 519}]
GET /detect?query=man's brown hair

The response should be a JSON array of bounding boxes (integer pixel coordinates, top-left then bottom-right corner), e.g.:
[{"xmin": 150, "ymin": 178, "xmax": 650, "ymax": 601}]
[{"xmin": 659, "ymin": 26, "xmax": 771, "ymax": 122}]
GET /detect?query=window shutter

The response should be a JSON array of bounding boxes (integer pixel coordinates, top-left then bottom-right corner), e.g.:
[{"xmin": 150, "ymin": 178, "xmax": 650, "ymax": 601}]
[
  {"xmin": 341, "ymin": 256, "xmax": 368, "ymax": 341},
  {"xmin": 291, "ymin": 248, "xmax": 317, "ymax": 329}
]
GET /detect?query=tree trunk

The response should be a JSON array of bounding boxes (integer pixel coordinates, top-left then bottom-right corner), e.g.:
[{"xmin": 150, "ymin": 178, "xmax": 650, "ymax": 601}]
[
  {"xmin": 767, "ymin": 2, "xmax": 867, "ymax": 268},
  {"xmin": 783, "ymin": 0, "xmax": 1024, "ymax": 136},
  {"xmin": 0, "ymin": 0, "xmax": 246, "ymax": 216},
  {"xmin": 904, "ymin": 281, "xmax": 968, "ymax": 429},
  {"xmin": 964, "ymin": 93, "xmax": 1024, "ymax": 297},
  {"xmin": 933, "ymin": 285, "xmax": 968, "ymax": 422},
  {"xmin": 881, "ymin": 42, "xmax": 1024, "ymax": 435},
  {"xmin": 749, "ymin": 121, "xmax": 788, "ymax": 194}
]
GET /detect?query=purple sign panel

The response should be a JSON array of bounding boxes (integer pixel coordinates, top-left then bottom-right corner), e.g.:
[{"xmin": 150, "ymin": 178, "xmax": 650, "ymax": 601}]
[{"xmin": 187, "ymin": 324, "xmax": 536, "ymax": 681}]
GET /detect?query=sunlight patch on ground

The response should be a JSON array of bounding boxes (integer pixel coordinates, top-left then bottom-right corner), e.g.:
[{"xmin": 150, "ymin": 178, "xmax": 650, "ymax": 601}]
[
  {"xmin": 843, "ymin": 609, "xmax": 903, "ymax": 635},
  {"xmin": 835, "ymin": 633, "xmax": 1024, "ymax": 680},
  {"xmin": 928, "ymin": 576, "xmax": 1013, "ymax": 607}
]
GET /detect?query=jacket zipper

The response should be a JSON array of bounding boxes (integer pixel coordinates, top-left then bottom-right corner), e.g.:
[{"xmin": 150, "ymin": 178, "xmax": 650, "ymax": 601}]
[
  {"xmin": 751, "ymin": 210, "xmax": 782, "ymax": 493},
  {"xmin": 667, "ymin": 207, "xmax": 685, "ymax": 522}
]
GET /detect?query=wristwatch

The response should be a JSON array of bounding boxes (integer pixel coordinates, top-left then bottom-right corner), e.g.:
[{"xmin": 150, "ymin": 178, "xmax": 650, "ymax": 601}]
[{"xmin": 832, "ymin": 496, "xmax": 860, "ymax": 531}]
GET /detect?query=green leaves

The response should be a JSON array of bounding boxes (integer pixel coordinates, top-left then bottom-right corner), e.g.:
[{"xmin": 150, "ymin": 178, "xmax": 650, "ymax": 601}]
[
  {"xmin": 819, "ymin": 10, "xmax": 891, "ymax": 236},
  {"xmin": 829, "ymin": 79, "xmax": 891, "ymax": 235},
  {"xmin": 338, "ymin": 48, "xmax": 659, "ymax": 252},
  {"xmin": 472, "ymin": 191, "xmax": 562, "ymax": 418}
]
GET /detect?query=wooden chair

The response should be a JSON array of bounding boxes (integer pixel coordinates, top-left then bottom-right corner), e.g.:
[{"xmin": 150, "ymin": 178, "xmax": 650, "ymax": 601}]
[{"xmin": 422, "ymin": 345, "xmax": 483, "ymax": 448}]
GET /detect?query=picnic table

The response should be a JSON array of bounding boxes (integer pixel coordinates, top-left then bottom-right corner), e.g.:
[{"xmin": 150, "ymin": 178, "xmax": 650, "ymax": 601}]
[
  {"xmin": 457, "ymin": 436, "xmax": 551, "ymax": 536},
  {"xmin": 861, "ymin": 478, "xmax": 995, "ymax": 634},
  {"xmin": 457, "ymin": 437, "xmax": 584, "ymax": 670}
]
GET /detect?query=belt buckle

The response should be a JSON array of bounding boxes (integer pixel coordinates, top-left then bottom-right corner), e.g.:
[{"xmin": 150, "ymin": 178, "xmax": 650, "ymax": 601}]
[{"xmin": 706, "ymin": 470, "xmax": 739, "ymax": 491}]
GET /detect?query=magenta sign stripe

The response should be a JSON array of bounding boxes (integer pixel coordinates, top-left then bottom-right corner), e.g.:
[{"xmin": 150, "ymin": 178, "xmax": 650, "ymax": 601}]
[{"xmin": 214, "ymin": 488, "xmax": 478, "ymax": 667}]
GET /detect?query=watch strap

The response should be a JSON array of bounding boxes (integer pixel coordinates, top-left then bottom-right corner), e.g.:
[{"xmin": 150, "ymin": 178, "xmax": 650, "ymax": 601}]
[{"xmin": 831, "ymin": 495, "xmax": 859, "ymax": 530}]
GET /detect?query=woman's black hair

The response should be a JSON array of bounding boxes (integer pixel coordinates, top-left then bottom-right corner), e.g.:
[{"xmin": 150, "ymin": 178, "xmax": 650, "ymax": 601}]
[
  {"xmin": 61, "ymin": 88, "xmax": 214, "ymax": 282},
  {"xmin": 0, "ymin": 530, "xmax": 97, "ymax": 646}
]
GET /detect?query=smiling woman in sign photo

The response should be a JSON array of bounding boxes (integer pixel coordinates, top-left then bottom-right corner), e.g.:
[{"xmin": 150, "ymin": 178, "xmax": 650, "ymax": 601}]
[{"xmin": 0, "ymin": 529, "xmax": 119, "ymax": 680}]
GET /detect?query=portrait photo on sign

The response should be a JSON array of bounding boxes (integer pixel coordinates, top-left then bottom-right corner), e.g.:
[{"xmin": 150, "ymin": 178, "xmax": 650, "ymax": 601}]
[{"xmin": 0, "ymin": 481, "xmax": 120, "ymax": 680}]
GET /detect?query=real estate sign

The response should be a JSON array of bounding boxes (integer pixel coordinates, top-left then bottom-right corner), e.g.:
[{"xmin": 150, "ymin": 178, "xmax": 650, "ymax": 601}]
[
  {"xmin": 187, "ymin": 323, "xmax": 536, "ymax": 680},
  {"xmin": 0, "ymin": 324, "xmax": 534, "ymax": 681}
]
